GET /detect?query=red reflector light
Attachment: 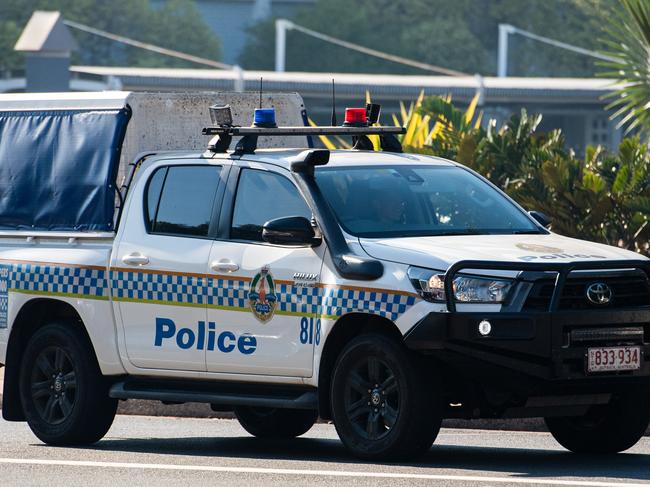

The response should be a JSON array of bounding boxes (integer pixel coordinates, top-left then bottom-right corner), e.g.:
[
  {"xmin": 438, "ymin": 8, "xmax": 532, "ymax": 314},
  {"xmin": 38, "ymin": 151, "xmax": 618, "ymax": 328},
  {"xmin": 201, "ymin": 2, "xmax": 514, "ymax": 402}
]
[{"xmin": 344, "ymin": 107, "xmax": 367, "ymax": 125}]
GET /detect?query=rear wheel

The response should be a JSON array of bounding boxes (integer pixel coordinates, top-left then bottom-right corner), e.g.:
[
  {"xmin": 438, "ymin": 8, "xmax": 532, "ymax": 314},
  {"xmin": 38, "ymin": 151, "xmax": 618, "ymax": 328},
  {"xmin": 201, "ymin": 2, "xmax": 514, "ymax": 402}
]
[
  {"xmin": 545, "ymin": 389, "xmax": 650, "ymax": 454},
  {"xmin": 330, "ymin": 333, "xmax": 441, "ymax": 461},
  {"xmin": 19, "ymin": 322, "xmax": 117, "ymax": 445},
  {"xmin": 234, "ymin": 406, "xmax": 318, "ymax": 438}
]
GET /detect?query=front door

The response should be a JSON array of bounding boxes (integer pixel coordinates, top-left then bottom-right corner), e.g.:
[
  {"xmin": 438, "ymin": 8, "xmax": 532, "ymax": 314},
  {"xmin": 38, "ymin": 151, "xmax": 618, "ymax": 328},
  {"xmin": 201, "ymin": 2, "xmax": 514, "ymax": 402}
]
[
  {"xmin": 112, "ymin": 161, "xmax": 226, "ymax": 371},
  {"xmin": 205, "ymin": 166, "xmax": 324, "ymax": 377}
]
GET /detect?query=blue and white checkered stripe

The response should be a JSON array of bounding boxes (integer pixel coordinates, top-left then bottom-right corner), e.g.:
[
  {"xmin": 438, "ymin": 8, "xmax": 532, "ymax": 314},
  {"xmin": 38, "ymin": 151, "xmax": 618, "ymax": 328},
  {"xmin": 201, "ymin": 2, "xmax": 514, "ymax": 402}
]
[
  {"xmin": 109, "ymin": 271, "xmax": 416, "ymax": 321},
  {"xmin": 206, "ymin": 277, "xmax": 248, "ymax": 309},
  {"xmin": 204, "ymin": 280, "xmax": 323, "ymax": 315},
  {"xmin": 3, "ymin": 262, "xmax": 418, "ymax": 322},
  {"xmin": 110, "ymin": 270, "xmax": 204, "ymax": 305},
  {"xmin": 276, "ymin": 283, "xmax": 321, "ymax": 316},
  {"xmin": 0, "ymin": 264, "xmax": 9, "ymax": 328},
  {"xmin": 321, "ymin": 287, "xmax": 416, "ymax": 321},
  {"xmin": 9, "ymin": 263, "xmax": 107, "ymax": 298}
]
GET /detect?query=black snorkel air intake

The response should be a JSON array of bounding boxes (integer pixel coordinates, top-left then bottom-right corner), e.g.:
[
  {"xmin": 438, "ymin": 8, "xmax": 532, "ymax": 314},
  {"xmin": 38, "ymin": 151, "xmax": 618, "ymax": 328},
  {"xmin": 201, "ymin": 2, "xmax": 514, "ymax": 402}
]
[{"xmin": 290, "ymin": 149, "xmax": 384, "ymax": 281}]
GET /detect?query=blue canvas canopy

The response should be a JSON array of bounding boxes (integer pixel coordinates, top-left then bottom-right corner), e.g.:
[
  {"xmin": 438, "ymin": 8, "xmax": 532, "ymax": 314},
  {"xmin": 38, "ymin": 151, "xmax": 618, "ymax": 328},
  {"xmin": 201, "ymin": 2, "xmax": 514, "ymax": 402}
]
[{"xmin": 0, "ymin": 106, "xmax": 130, "ymax": 232}]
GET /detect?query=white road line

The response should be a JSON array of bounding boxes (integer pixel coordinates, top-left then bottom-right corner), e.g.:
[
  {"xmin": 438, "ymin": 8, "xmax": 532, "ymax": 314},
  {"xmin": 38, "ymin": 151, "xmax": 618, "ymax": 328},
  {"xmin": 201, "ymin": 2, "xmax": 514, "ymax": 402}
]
[{"xmin": 0, "ymin": 458, "xmax": 648, "ymax": 486}]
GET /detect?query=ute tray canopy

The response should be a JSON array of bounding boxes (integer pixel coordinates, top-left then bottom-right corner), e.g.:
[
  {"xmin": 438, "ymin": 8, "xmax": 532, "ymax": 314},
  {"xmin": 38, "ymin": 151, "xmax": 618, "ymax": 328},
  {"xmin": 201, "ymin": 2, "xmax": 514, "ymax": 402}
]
[{"xmin": 0, "ymin": 105, "xmax": 130, "ymax": 232}]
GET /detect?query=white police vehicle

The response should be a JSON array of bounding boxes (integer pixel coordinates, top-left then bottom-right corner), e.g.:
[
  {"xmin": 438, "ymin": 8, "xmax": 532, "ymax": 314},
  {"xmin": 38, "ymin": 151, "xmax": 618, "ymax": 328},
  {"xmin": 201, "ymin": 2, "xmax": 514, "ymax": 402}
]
[{"xmin": 1, "ymin": 100, "xmax": 650, "ymax": 461}]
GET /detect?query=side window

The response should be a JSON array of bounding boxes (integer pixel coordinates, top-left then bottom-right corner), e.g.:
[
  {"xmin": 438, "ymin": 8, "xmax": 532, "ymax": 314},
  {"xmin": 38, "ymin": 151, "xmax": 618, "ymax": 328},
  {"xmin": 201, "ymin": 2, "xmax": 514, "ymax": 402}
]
[
  {"xmin": 146, "ymin": 165, "xmax": 222, "ymax": 238},
  {"xmin": 231, "ymin": 169, "xmax": 312, "ymax": 242}
]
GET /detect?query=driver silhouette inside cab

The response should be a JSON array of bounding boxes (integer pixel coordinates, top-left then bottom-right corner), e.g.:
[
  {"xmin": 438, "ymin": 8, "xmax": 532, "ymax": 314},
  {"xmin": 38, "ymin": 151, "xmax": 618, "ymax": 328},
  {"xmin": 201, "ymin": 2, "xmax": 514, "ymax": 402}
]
[
  {"xmin": 370, "ymin": 177, "xmax": 408, "ymax": 224},
  {"xmin": 347, "ymin": 176, "xmax": 408, "ymax": 232}
]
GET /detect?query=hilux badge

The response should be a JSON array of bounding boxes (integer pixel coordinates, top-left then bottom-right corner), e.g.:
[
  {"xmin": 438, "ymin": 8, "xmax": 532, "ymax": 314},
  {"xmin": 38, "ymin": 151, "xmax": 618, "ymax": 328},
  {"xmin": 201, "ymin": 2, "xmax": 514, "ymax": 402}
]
[
  {"xmin": 586, "ymin": 282, "xmax": 612, "ymax": 305},
  {"xmin": 248, "ymin": 266, "xmax": 277, "ymax": 322}
]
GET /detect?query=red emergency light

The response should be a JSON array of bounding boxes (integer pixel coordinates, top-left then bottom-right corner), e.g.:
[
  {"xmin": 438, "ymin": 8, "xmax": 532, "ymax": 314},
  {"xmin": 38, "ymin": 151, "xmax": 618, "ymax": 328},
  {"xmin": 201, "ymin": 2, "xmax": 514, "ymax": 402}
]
[{"xmin": 343, "ymin": 108, "xmax": 368, "ymax": 126}]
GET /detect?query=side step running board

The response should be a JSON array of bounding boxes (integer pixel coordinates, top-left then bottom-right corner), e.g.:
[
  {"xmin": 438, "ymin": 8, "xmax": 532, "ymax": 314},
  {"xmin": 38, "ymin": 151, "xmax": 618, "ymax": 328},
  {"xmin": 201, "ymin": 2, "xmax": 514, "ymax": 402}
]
[{"xmin": 109, "ymin": 378, "xmax": 318, "ymax": 410}]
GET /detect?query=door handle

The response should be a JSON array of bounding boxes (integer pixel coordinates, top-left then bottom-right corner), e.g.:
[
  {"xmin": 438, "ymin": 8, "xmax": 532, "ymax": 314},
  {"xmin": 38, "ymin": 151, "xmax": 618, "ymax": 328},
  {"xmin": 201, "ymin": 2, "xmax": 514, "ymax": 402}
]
[
  {"xmin": 122, "ymin": 252, "xmax": 150, "ymax": 266},
  {"xmin": 211, "ymin": 259, "xmax": 239, "ymax": 273}
]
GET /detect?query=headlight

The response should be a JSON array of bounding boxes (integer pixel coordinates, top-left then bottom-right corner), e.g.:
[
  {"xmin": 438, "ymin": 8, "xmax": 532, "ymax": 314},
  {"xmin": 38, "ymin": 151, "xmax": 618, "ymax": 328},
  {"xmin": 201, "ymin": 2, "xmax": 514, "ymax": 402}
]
[{"xmin": 408, "ymin": 267, "xmax": 513, "ymax": 304}]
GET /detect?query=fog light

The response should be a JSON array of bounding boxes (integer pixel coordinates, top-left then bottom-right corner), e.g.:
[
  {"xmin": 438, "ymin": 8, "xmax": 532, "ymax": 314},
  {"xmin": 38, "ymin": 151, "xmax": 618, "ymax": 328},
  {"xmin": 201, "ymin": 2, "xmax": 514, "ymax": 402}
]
[{"xmin": 478, "ymin": 319, "xmax": 492, "ymax": 336}]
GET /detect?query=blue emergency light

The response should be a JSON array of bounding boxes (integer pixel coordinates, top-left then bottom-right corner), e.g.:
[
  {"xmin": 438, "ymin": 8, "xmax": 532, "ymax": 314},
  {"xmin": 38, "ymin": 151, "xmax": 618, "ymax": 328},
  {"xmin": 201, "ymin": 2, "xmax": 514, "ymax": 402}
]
[{"xmin": 254, "ymin": 108, "xmax": 277, "ymax": 128}]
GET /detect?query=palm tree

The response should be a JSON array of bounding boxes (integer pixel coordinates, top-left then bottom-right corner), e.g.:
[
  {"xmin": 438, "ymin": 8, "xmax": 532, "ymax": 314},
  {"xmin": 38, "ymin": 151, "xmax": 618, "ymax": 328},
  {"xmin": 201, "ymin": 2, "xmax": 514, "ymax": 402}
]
[{"xmin": 601, "ymin": 0, "xmax": 650, "ymax": 135}]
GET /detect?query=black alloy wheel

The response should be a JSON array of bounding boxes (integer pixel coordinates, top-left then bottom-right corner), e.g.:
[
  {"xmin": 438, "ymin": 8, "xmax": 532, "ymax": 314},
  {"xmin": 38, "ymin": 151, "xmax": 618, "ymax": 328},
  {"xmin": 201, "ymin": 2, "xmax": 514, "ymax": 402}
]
[
  {"xmin": 29, "ymin": 346, "xmax": 77, "ymax": 425},
  {"xmin": 19, "ymin": 322, "xmax": 117, "ymax": 445},
  {"xmin": 330, "ymin": 333, "xmax": 442, "ymax": 460},
  {"xmin": 343, "ymin": 356, "xmax": 399, "ymax": 441},
  {"xmin": 545, "ymin": 388, "xmax": 650, "ymax": 454}
]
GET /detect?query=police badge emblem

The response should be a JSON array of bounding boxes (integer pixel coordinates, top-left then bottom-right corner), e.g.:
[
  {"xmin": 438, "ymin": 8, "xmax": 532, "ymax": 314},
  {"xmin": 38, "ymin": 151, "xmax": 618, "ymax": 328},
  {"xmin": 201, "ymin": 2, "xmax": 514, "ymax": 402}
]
[
  {"xmin": 515, "ymin": 243, "xmax": 564, "ymax": 253},
  {"xmin": 248, "ymin": 265, "xmax": 277, "ymax": 322}
]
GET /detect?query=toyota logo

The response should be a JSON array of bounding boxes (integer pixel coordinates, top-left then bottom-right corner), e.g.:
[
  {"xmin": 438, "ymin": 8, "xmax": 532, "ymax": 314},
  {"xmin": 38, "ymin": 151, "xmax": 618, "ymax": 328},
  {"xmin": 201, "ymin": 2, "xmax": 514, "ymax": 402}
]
[{"xmin": 586, "ymin": 282, "xmax": 612, "ymax": 305}]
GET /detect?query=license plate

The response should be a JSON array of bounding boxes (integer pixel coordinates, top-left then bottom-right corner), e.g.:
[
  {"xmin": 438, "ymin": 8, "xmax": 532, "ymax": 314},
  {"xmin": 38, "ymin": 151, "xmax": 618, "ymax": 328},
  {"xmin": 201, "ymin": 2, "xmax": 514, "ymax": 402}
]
[{"xmin": 587, "ymin": 346, "xmax": 641, "ymax": 373}]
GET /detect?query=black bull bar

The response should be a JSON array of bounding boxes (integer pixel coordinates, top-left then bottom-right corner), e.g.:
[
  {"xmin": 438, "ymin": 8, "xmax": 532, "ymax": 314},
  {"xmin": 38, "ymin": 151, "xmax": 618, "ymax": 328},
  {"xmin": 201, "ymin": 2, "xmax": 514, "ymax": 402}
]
[
  {"xmin": 405, "ymin": 259, "xmax": 650, "ymax": 381},
  {"xmin": 444, "ymin": 259, "xmax": 650, "ymax": 312}
]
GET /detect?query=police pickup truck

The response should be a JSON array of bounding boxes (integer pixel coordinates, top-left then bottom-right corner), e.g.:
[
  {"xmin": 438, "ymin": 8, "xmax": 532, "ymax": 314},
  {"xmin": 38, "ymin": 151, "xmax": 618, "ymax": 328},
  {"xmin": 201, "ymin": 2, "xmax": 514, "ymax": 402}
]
[{"xmin": 1, "ymin": 98, "xmax": 649, "ymax": 461}]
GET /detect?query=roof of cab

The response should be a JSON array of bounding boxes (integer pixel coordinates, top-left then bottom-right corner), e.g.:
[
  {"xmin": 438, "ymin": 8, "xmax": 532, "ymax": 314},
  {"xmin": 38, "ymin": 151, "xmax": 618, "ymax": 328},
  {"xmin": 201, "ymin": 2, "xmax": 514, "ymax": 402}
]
[
  {"xmin": 236, "ymin": 148, "xmax": 457, "ymax": 169},
  {"xmin": 142, "ymin": 148, "xmax": 457, "ymax": 171}
]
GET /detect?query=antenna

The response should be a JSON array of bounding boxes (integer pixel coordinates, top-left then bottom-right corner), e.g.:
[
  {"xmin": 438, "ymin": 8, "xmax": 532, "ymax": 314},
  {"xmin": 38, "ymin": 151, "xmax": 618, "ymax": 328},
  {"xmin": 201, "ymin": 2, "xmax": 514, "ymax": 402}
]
[
  {"xmin": 330, "ymin": 79, "xmax": 337, "ymax": 126},
  {"xmin": 259, "ymin": 77, "xmax": 263, "ymax": 109}
]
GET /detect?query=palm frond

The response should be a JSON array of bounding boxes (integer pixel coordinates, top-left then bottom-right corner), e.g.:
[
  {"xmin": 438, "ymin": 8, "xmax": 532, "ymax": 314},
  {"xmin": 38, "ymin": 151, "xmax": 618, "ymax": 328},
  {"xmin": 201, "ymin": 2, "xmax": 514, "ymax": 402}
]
[{"xmin": 600, "ymin": 0, "xmax": 650, "ymax": 134}]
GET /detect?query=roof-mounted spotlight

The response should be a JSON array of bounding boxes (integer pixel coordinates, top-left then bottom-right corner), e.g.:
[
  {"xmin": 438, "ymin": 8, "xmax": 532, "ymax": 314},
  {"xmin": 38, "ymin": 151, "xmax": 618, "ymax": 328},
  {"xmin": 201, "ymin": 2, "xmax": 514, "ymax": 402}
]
[
  {"xmin": 209, "ymin": 104, "xmax": 233, "ymax": 127},
  {"xmin": 366, "ymin": 103, "xmax": 381, "ymax": 125},
  {"xmin": 206, "ymin": 105, "xmax": 234, "ymax": 153}
]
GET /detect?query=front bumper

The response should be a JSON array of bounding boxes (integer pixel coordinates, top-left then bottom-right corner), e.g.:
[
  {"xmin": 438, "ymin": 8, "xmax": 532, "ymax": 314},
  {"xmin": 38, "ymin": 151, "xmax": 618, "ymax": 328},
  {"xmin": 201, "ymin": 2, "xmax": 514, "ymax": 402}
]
[
  {"xmin": 404, "ymin": 258, "xmax": 650, "ymax": 384},
  {"xmin": 404, "ymin": 308, "xmax": 650, "ymax": 381}
]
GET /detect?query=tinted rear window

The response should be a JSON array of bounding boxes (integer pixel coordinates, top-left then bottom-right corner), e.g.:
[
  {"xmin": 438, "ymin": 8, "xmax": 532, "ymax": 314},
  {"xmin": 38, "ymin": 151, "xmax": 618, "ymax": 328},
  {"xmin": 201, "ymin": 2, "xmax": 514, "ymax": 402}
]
[{"xmin": 147, "ymin": 165, "xmax": 221, "ymax": 238}]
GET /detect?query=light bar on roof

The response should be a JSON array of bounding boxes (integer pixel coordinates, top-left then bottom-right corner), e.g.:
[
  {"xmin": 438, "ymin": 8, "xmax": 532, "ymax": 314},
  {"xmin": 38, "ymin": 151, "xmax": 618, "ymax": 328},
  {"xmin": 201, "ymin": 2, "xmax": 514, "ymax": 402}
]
[{"xmin": 202, "ymin": 126, "xmax": 405, "ymax": 136}]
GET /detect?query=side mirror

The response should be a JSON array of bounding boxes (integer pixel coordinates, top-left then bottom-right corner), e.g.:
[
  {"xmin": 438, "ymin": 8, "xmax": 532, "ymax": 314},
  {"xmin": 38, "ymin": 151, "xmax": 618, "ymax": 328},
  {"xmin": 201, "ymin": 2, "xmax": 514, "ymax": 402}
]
[
  {"xmin": 262, "ymin": 216, "xmax": 320, "ymax": 246},
  {"xmin": 529, "ymin": 210, "xmax": 552, "ymax": 228}
]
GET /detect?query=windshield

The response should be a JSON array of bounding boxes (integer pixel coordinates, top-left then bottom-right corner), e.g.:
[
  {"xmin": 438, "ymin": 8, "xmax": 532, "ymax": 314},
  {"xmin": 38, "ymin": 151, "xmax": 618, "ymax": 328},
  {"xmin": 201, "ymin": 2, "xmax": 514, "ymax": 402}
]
[{"xmin": 315, "ymin": 165, "xmax": 541, "ymax": 238}]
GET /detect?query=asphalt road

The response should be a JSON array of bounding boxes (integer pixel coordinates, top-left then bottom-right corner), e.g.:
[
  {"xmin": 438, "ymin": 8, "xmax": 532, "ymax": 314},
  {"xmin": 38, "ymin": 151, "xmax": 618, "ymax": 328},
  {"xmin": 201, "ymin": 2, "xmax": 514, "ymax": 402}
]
[{"xmin": 1, "ymin": 415, "xmax": 650, "ymax": 487}]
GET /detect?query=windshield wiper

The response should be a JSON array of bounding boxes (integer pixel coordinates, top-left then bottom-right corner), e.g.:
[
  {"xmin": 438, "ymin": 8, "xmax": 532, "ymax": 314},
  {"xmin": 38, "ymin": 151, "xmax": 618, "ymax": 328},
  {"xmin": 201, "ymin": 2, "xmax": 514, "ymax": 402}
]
[
  {"xmin": 433, "ymin": 229, "xmax": 543, "ymax": 236},
  {"xmin": 433, "ymin": 230, "xmax": 483, "ymax": 236}
]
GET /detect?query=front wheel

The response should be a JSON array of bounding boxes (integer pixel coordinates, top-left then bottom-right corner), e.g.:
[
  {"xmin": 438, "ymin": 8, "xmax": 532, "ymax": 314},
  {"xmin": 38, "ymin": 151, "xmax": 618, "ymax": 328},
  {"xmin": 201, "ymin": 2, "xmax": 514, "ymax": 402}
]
[
  {"xmin": 234, "ymin": 406, "xmax": 318, "ymax": 438},
  {"xmin": 545, "ymin": 389, "xmax": 650, "ymax": 454},
  {"xmin": 18, "ymin": 322, "xmax": 117, "ymax": 445},
  {"xmin": 330, "ymin": 333, "xmax": 441, "ymax": 461}
]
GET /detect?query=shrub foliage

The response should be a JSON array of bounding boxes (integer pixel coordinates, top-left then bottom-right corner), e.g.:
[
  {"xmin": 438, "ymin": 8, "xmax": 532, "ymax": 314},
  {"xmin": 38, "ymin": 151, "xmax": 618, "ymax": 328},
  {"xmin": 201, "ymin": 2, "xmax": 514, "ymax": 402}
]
[{"xmin": 414, "ymin": 98, "xmax": 650, "ymax": 253}]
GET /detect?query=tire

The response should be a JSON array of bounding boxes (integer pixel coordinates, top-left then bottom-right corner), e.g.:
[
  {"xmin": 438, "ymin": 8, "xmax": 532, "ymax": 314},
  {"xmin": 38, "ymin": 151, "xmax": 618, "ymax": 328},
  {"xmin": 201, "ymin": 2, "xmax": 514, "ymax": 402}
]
[
  {"xmin": 330, "ymin": 333, "xmax": 441, "ymax": 461},
  {"xmin": 545, "ymin": 388, "xmax": 650, "ymax": 454},
  {"xmin": 235, "ymin": 406, "xmax": 318, "ymax": 439},
  {"xmin": 18, "ymin": 322, "xmax": 118, "ymax": 445}
]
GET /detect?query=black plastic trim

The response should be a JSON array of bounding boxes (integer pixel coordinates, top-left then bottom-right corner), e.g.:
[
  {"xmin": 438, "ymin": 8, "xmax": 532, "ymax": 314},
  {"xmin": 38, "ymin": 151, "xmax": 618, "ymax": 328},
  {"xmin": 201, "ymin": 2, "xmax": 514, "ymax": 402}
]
[
  {"xmin": 115, "ymin": 151, "xmax": 158, "ymax": 230},
  {"xmin": 109, "ymin": 378, "xmax": 317, "ymax": 410},
  {"xmin": 291, "ymin": 153, "xmax": 383, "ymax": 281}
]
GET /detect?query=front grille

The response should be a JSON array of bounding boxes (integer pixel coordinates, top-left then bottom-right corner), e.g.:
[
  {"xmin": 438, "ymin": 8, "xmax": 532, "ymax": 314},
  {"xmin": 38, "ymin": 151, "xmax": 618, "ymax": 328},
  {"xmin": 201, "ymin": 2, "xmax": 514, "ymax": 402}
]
[{"xmin": 522, "ymin": 274, "xmax": 650, "ymax": 311}]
